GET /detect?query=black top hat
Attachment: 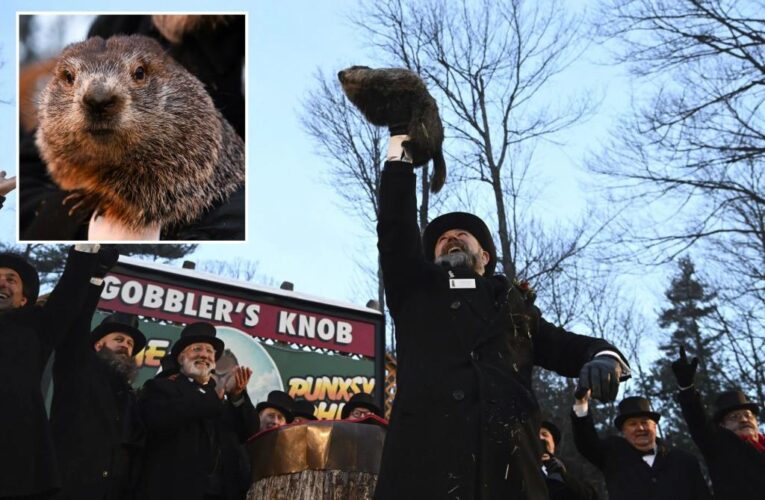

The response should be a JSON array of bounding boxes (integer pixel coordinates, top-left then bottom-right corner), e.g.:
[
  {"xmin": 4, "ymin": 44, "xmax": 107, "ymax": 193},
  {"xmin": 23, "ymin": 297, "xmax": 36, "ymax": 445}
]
[
  {"xmin": 422, "ymin": 212, "xmax": 497, "ymax": 275},
  {"xmin": 292, "ymin": 399, "xmax": 317, "ymax": 421},
  {"xmin": 613, "ymin": 396, "xmax": 661, "ymax": 430},
  {"xmin": 540, "ymin": 420, "xmax": 562, "ymax": 447},
  {"xmin": 170, "ymin": 322, "xmax": 224, "ymax": 361},
  {"xmin": 341, "ymin": 392, "xmax": 383, "ymax": 419},
  {"xmin": 0, "ymin": 253, "xmax": 40, "ymax": 305},
  {"xmin": 90, "ymin": 312, "xmax": 147, "ymax": 354},
  {"xmin": 255, "ymin": 390, "xmax": 295, "ymax": 422},
  {"xmin": 713, "ymin": 390, "xmax": 760, "ymax": 423}
]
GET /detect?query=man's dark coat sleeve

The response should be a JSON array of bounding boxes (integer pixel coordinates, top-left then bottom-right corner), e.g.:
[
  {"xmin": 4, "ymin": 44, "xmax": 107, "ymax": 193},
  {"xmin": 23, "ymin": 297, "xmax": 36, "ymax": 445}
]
[{"xmin": 570, "ymin": 411, "xmax": 608, "ymax": 469}]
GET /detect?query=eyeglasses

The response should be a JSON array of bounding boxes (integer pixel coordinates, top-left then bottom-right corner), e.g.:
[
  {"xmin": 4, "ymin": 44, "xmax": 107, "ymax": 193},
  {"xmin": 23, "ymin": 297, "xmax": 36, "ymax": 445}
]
[
  {"xmin": 350, "ymin": 408, "xmax": 372, "ymax": 419},
  {"xmin": 723, "ymin": 410, "xmax": 756, "ymax": 423}
]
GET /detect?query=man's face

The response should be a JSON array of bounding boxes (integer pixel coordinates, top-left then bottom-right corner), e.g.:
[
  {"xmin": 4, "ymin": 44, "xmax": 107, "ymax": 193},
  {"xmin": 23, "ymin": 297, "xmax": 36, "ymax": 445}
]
[
  {"xmin": 94, "ymin": 332, "xmax": 135, "ymax": 358},
  {"xmin": 0, "ymin": 268, "xmax": 27, "ymax": 311},
  {"xmin": 178, "ymin": 342, "xmax": 216, "ymax": 380},
  {"xmin": 539, "ymin": 427, "xmax": 556, "ymax": 458},
  {"xmin": 293, "ymin": 416, "xmax": 309, "ymax": 424},
  {"xmin": 433, "ymin": 229, "xmax": 489, "ymax": 275},
  {"xmin": 721, "ymin": 409, "xmax": 760, "ymax": 439},
  {"xmin": 348, "ymin": 406, "xmax": 374, "ymax": 419},
  {"xmin": 621, "ymin": 417, "xmax": 657, "ymax": 452},
  {"xmin": 259, "ymin": 407, "xmax": 287, "ymax": 430}
]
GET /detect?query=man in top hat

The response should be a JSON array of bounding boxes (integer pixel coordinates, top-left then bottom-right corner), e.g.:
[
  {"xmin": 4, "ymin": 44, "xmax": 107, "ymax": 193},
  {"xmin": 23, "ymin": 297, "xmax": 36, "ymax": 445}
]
[
  {"xmin": 571, "ymin": 390, "xmax": 710, "ymax": 500},
  {"xmin": 137, "ymin": 322, "xmax": 257, "ymax": 500},
  {"xmin": 256, "ymin": 390, "xmax": 295, "ymax": 430},
  {"xmin": 371, "ymin": 96, "xmax": 632, "ymax": 499},
  {"xmin": 0, "ymin": 244, "xmax": 110, "ymax": 499},
  {"xmin": 292, "ymin": 399, "xmax": 318, "ymax": 424},
  {"xmin": 341, "ymin": 392, "xmax": 384, "ymax": 420},
  {"xmin": 672, "ymin": 346, "xmax": 765, "ymax": 498},
  {"xmin": 50, "ymin": 274, "xmax": 147, "ymax": 500},
  {"xmin": 539, "ymin": 420, "xmax": 598, "ymax": 500}
]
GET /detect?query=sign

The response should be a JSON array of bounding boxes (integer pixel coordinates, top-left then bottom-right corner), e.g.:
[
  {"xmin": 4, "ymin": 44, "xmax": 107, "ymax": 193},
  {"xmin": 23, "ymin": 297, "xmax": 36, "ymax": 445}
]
[{"xmin": 91, "ymin": 257, "xmax": 385, "ymax": 420}]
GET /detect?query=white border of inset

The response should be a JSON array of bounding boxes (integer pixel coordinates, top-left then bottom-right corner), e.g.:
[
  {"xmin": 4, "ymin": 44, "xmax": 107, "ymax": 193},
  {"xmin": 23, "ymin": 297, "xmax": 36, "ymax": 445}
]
[{"xmin": 16, "ymin": 11, "xmax": 249, "ymax": 244}]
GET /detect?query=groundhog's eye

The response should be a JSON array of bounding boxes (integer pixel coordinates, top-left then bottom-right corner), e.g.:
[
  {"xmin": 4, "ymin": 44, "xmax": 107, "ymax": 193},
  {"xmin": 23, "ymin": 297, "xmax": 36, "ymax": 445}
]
[
  {"xmin": 133, "ymin": 66, "xmax": 145, "ymax": 81},
  {"xmin": 63, "ymin": 70, "xmax": 75, "ymax": 85}
]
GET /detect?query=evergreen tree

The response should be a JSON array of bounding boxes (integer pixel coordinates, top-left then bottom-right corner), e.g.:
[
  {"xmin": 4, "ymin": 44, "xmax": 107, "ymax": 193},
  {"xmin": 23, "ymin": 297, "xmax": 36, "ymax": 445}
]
[{"xmin": 649, "ymin": 256, "xmax": 722, "ymax": 448}]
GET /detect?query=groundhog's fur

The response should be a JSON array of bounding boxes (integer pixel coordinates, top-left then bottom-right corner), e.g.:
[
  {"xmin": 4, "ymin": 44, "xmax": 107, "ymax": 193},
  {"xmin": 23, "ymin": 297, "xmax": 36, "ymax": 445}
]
[
  {"xmin": 36, "ymin": 34, "xmax": 244, "ymax": 231},
  {"xmin": 338, "ymin": 66, "xmax": 446, "ymax": 193}
]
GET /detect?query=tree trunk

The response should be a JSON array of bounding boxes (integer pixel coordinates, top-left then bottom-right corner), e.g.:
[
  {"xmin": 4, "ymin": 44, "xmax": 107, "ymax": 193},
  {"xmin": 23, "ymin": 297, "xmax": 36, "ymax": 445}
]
[{"xmin": 247, "ymin": 470, "xmax": 378, "ymax": 500}]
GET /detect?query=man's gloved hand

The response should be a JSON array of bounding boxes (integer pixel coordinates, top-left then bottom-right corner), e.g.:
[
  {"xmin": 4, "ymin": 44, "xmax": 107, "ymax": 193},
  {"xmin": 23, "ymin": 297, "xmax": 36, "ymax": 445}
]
[
  {"xmin": 671, "ymin": 345, "xmax": 698, "ymax": 388},
  {"xmin": 93, "ymin": 245, "xmax": 120, "ymax": 279},
  {"xmin": 578, "ymin": 356, "xmax": 621, "ymax": 402},
  {"xmin": 543, "ymin": 456, "xmax": 567, "ymax": 476}
]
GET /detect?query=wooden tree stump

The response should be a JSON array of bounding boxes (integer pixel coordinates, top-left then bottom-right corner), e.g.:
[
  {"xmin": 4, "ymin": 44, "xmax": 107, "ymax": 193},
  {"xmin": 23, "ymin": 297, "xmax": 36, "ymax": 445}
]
[{"xmin": 247, "ymin": 470, "xmax": 378, "ymax": 500}]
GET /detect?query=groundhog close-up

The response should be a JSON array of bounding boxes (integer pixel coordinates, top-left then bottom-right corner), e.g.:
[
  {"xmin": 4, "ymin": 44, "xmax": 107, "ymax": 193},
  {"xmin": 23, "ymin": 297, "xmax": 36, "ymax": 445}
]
[
  {"xmin": 338, "ymin": 66, "xmax": 446, "ymax": 193},
  {"xmin": 35, "ymin": 34, "xmax": 244, "ymax": 239}
]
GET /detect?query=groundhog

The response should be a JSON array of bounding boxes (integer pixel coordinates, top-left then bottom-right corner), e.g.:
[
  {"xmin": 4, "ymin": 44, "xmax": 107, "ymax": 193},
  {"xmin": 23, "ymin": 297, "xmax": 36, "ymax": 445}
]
[
  {"xmin": 337, "ymin": 66, "xmax": 446, "ymax": 193},
  {"xmin": 35, "ymin": 34, "xmax": 244, "ymax": 233}
]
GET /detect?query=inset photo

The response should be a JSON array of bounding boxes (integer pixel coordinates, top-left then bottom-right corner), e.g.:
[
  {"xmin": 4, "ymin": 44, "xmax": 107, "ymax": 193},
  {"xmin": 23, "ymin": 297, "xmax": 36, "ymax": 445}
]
[{"xmin": 18, "ymin": 13, "xmax": 246, "ymax": 242}]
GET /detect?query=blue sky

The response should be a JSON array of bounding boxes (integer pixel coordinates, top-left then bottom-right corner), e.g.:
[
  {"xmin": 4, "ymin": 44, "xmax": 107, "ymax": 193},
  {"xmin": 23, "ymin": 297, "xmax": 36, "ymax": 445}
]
[{"xmin": 0, "ymin": 0, "xmax": 655, "ymax": 320}]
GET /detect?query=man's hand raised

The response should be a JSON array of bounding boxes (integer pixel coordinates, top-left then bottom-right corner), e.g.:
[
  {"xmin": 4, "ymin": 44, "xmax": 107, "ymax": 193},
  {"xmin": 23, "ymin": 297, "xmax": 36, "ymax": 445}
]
[{"xmin": 671, "ymin": 345, "xmax": 698, "ymax": 389}]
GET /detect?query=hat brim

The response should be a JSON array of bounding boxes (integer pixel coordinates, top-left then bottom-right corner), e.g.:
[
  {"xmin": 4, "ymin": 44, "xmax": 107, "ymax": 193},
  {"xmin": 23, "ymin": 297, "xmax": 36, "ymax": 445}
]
[
  {"xmin": 713, "ymin": 402, "xmax": 760, "ymax": 423},
  {"xmin": 341, "ymin": 400, "xmax": 383, "ymax": 419},
  {"xmin": 255, "ymin": 402, "xmax": 294, "ymax": 423},
  {"xmin": 614, "ymin": 411, "xmax": 661, "ymax": 430},
  {"xmin": 172, "ymin": 336, "xmax": 224, "ymax": 361},
  {"xmin": 91, "ymin": 322, "xmax": 147, "ymax": 354},
  {"xmin": 422, "ymin": 212, "xmax": 496, "ymax": 275}
]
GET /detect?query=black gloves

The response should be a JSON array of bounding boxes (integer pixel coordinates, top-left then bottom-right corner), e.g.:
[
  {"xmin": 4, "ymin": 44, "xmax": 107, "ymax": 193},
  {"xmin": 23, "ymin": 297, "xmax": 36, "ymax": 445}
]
[
  {"xmin": 578, "ymin": 356, "xmax": 621, "ymax": 402},
  {"xmin": 671, "ymin": 345, "xmax": 698, "ymax": 388},
  {"xmin": 93, "ymin": 245, "xmax": 120, "ymax": 279},
  {"xmin": 543, "ymin": 456, "xmax": 567, "ymax": 476}
]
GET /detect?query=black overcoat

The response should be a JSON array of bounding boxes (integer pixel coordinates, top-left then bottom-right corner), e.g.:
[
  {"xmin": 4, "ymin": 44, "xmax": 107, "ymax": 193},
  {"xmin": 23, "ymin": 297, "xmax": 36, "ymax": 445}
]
[
  {"xmin": 570, "ymin": 411, "xmax": 711, "ymax": 500},
  {"xmin": 50, "ymin": 283, "xmax": 138, "ymax": 500},
  {"xmin": 678, "ymin": 387, "xmax": 765, "ymax": 499},
  {"xmin": 135, "ymin": 373, "xmax": 258, "ymax": 500},
  {"xmin": 0, "ymin": 248, "xmax": 98, "ymax": 497},
  {"xmin": 374, "ymin": 163, "xmax": 627, "ymax": 500}
]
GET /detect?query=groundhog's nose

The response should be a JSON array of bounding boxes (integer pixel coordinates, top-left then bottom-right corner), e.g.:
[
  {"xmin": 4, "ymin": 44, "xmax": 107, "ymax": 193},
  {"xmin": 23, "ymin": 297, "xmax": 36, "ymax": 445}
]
[
  {"xmin": 83, "ymin": 87, "xmax": 121, "ymax": 117},
  {"xmin": 337, "ymin": 70, "xmax": 346, "ymax": 83}
]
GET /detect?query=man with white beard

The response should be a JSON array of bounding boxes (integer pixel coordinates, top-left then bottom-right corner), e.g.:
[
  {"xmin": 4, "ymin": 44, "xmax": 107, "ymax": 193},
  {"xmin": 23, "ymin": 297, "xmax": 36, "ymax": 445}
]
[{"xmin": 137, "ymin": 322, "xmax": 257, "ymax": 500}]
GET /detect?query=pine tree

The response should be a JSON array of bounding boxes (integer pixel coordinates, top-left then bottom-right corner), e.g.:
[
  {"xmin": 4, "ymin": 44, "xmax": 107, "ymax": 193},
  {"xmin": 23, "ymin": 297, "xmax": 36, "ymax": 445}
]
[{"xmin": 649, "ymin": 256, "xmax": 722, "ymax": 448}]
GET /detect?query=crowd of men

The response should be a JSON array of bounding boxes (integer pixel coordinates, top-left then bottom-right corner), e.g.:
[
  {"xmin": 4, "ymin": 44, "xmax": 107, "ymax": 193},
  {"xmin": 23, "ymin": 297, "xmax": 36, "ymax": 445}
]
[{"xmin": 0, "ymin": 245, "xmax": 387, "ymax": 500}]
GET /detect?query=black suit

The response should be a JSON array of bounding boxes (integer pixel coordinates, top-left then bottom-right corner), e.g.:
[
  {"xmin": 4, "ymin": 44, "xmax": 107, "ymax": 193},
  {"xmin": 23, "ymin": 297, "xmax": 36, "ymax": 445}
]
[
  {"xmin": 0, "ymin": 248, "xmax": 98, "ymax": 498},
  {"xmin": 678, "ymin": 387, "xmax": 765, "ymax": 499},
  {"xmin": 136, "ymin": 374, "xmax": 257, "ymax": 500},
  {"xmin": 374, "ymin": 162, "xmax": 628, "ymax": 500},
  {"xmin": 50, "ymin": 283, "xmax": 138, "ymax": 500},
  {"xmin": 571, "ymin": 411, "xmax": 711, "ymax": 500}
]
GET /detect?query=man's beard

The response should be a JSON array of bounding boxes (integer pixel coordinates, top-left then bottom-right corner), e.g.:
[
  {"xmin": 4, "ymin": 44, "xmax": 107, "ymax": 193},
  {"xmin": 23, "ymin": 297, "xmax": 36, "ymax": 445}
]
[
  {"xmin": 434, "ymin": 244, "xmax": 480, "ymax": 272},
  {"xmin": 96, "ymin": 347, "xmax": 138, "ymax": 383},
  {"xmin": 180, "ymin": 356, "xmax": 215, "ymax": 380}
]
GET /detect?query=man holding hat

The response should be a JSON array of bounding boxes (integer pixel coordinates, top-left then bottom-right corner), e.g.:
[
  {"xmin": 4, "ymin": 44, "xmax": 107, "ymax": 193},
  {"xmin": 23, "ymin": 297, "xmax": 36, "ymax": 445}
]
[
  {"xmin": 672, "ymin": 346, "xmax": 765, "ymax": 498},
  {"xmin": 369, "ymin": 94, "xmax": 632, "ymax": 499},
  {"xmin": 571, "ymin": 390, "xmax": 710, "ymax": 500},
  {"xmin": 539, "ymin": 421, "xmax": 597, "ymax": 500},
  {"xmin": 137, "ymin": 322, "xmax": 257, "ymax": 500},
  {"xmin": 0, "ymin": 244, "xmax": 107, "ymax": 499},
  {"xmin": 50, "ymin": 277, "xmax": 147, "ymax": 500},
  {"xmin": 341, "ymin": 392, "xmax": 385, "ymax": 420},
  {"xmin": 255, "ymin": 390, "xmax": 295, "ymax": 430}
]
